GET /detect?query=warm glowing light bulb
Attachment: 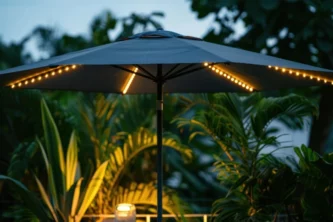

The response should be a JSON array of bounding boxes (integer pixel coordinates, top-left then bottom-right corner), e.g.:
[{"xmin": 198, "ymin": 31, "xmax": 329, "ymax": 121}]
[
  {"xmin": 242, "ymin": 84, "xmax": 245, "ymax": 87},
  {"xmin": 11, "ymin": 85, "xmax": 15, "ymax": 88},
  {"xmin": 208, "ymin": 65, "xmax": 212, "ymax": 68},
  {"xmin": 223, "ymin": 73, "xmax": 227, "ymax": 77},
  {"xmin": 117, "ymin": 205, "xmax": 131, "ymax": 211},
  {"xmin": 324, "ymin": 79, "xmax": 327, "ymax": 83},
  {"xmin": 52, "ymin": 72, "xmax": 55, "ymax": 76},
  {"xmin": 18, "ymin": 83, "xmax": 22, "ymax": 87},
  {"xmin": 25, "ymin": 80, "xmax": 28, "ymax": 85},
  {"xmin": 282, "ymin": 68, "xmax": 286, "ymax": 72},
  {"xmin": 238, "ymin": 82, "xmax": 242, "ymax": 85},
  {"xmin": 249, "ymin": 88, "xmax": 253, "ymax": 92},
  {"xmin": 268, "ymin": 65, "xmax": 272, "ymax": 68},
  {"xmin": 317, "ymin": 77, "xmax": 320, "ymax": 81},
  {"xmin": 289, "ymin": 70, "xmax": 293, "ymax": 74},
  {"xmin": 31, "ymin": 78, "xmax": 35, "ymax": 83},
  {"xmin": 296, "ymin": 72, "xmax": 299, "ymax": 76},
  {"xmin": 231, "ymin": 78, "xmax": 234, "ymax": 82},
  {"xmin": 303, "ymin": 74, "xmax": 306, "ymax": 78},
  {"xmin": 227, "ymin": 76, "xmax": 230, "ymax": 79},
  {"xmin": 219, "ymin": 71, "xmax": 223, "ymax": 75},
  {"xmin": 204, "ymin": 62, "xmax": 208, "ymax": 66},
  {"xmin": 215, "ymin": 69, "xmax": 219, "ymax": 73},
  {"xmin": 38, "ymin": 76, "xmax": 42, "ymax": 81},
  {"xmin": 58, "ymin": 70, "xmax": 62, "ymax": 74},
  {"xmin": 275, "ymin": 66, "xmax": 279, "ymax": 70},
  {"xmin": 122, "ymin": 74, "xmax": 136, "ymax": 94},
  {"xmin": 45, "ymin": 74, "xmax": 49, "ymax": 78},
  {"xmin": 246, "ymin": 86, "xmax": 249, "ymax": 89},
  {"xmin": 235, "ymin": 80, "xmax": 238, "ymax": 84},
  {"xmin": 65, "ymin": 67, "xmax": 69, "ymax": 71},
  {"xmin": 310, "ymin": 76, "xmax": 313, "ymax": 79},
  {"xmin": 72, "ymin": 65, "xmax": 76, "ymax": 69},
  {"xmin": 134, "ymin": 67, "xmax": 138, "ymax": 72}
]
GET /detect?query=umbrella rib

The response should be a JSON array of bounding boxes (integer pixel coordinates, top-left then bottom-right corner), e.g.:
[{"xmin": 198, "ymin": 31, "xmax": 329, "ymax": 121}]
[
  {"xmin": 165, "ymin": 66, "xmax": 206, "ymax": 81},
  {"xmin": 163, "ymin": 64, "xmax": 180, "ymax": 78},
  {"xmin": 165, "ymin": 64, "xmax": 196, "ymax": 79},
  {"xmin": 111, "ymin": 65, "xmax": 156, "ymax": 81},
  {"xmin": 135, "ymin": 64, "xmax": 156, "ymax": 79}
]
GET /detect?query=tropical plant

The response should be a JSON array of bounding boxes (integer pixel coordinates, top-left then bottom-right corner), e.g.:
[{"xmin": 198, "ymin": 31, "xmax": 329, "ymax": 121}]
[
  {"xmin": 173, "ymin": 93, "xmax": 319, "ymax": 221},
  {"xmin": 0, "ymin": 99, "xmax": 108, "ymax": 222},
  {"xmin": 49, "ymin": 92, "xmax": 192, "ymax": 218},
  {"xmin": 212, "ymin": 145, "xmax": 333, "ymax": 222}
]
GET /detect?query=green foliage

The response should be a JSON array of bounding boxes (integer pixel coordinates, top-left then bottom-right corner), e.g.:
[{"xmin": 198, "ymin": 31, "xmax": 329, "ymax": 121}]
[
  {"xmin": 0, "ymin": 89, "xmax": 42, "ymax": 171},
  {"xmin": 212, "ymin": 145, "xmax": 333, "ymax": 221},
  {"xmin": 0, "ymin": 175, "xmax": 51, "ymax": 221},
  {"xmin": 40, "ymin": 99, "xmax": 66, "ymax": 205},
  {"xmin": 70, "ymin": 93, "xmax": 191, "ymax": 216},
  {"xmin": 2, "ymin": 205, "xmax": 39, "ymax": 222},
  {"xmin": 1, "ymin": 93, "xmax": 192, "ymax": 219},
  {"xmin": 175, "ymin": 93, "xmax": 317, "ymax": 160},
  {"xmin": 293, "ymin": 145, "xmax": 333, "ymax": 220},
  {"xmin": 1, "ymin": 99, "xmax": 109, "ymax": 222},
  {"xmin": 174, "ymin": 92, "xmax": 321, "ymax": 221}
]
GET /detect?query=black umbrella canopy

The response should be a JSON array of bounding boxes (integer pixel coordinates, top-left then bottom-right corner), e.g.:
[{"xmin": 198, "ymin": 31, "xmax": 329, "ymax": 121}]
[
  {"xmin": 0, "ymin": 29, "xmax": 332, "ymax": 93},
  {"xmin": 1, "ymin": 29, "xmax": 333, "ymax": 222}
]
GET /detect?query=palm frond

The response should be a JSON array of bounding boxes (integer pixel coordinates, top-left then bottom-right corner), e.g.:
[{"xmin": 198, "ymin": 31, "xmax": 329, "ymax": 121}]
[
  {"xmin": 107, "ymin": 128, "xmax": 192, "ymax": 191},
  {"xmin": 117, "ymin": 95, "xmax": 156, "ymax": 132},
  {"xmin": 251, "ymin": 94, "xmax": 317, "ymax": 139}
]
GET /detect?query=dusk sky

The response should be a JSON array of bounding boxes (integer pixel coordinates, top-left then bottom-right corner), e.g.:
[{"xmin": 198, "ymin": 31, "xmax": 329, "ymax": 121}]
[{"xmin": 0, "ymin": 0, "xmax": 215, "ymax": 43}]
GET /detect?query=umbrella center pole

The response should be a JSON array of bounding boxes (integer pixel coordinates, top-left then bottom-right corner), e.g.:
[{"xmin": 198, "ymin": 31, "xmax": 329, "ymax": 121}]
[{"xmin": 156, "ymin": 64, "xmax": 164, "ymax": 222}]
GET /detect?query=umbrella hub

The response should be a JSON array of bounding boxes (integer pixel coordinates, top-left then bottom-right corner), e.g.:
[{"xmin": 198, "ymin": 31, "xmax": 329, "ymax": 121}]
[{"xmin": 124, "ymin": 29, "xmax": 202, "ymax": 41}]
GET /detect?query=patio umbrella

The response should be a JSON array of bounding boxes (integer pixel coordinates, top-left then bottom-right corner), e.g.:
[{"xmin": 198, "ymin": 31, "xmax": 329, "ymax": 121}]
[{"xmin": 0, "ymin": 29, "xmax": 332, "ymax": 221}]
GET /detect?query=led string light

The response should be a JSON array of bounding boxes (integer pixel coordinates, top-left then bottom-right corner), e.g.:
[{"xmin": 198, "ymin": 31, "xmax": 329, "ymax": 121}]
[
  {"xmin": 204, "ymin": 63, "xmax": 254, "ymax": 92},
  {"xmin": 122, "ymin": 67, "xmax": 138, "ymax": 94},
  {"xmin": 10, "ymin": 65, "xmax": 78, "ymax": 89},
  {"xmin": 268, "ymin": 65, "xmax": 333, "ymax": 85}
]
